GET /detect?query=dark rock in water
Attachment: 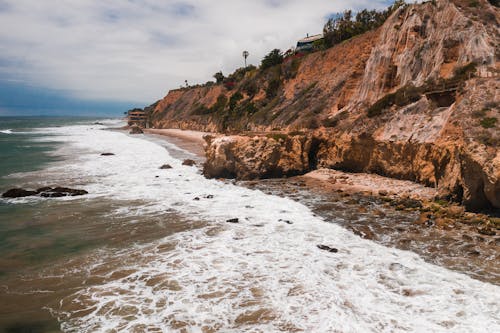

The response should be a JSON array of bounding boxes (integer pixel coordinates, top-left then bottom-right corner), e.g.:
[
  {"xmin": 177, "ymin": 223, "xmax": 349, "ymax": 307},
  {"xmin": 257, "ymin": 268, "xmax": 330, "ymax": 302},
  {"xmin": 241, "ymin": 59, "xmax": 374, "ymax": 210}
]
[
  {"xmin": 129, "ymin": 125, "xmax": 144, "ymax": 134},
  {"xmin": 2, "ymin": 188, "xmax": 38, "ymax": 198},
  {"xmin": 226, "ymin": 218, "xmax": 239, "ymax": 223},
  {"xmin": 351, "ymin": 225, "xmax": 376, "ymax": 240},
  {"xmin": 3, "ymin": 187, "xmax": 87, "ymax": 198},
  {"xmin": 279, "ymin": 219, "xmax": 293, "ymax": 225},
  {"xmin": 94, "ymin": 122, "xmax": 104, "ymax": 125},
  {"xmin": 39, "ymin": 187, "xmax": 88, "ymax": 197},
  {"xmin": 317, "ymin": 245, "xmax": 338, "ymax": 253},
  {"xmin": 478, "ymin": 227, "xmax": 496, "ymax": 236},
  {"xmin": 101, "ymin": 153, "xmax": 115, "ymax": 156},
  {"xmin": 182, "ymin": 159, "xmax": 196, "ymax": 166},
  {"xmin": 160, "ymin": 164, "xmax": 173, "ymax": 169},
  {"xmin": 205, "ymin": 194, "xmax": 214, "ymax": 199},
  {"xmin": 193, "ymin": 197, "xmax": 200, "ymax": 201},
  {"xmin": 36, "ymin": 187, "xmax": 53, "ymax": 193}
]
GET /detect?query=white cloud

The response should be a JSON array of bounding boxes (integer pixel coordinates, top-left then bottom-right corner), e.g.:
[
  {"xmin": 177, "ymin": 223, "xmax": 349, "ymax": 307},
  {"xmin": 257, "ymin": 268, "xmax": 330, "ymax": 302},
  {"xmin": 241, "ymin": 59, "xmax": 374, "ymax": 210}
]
[{"xmin": 0, "ymin": 0, "xmax": 394, "ymax": 104}]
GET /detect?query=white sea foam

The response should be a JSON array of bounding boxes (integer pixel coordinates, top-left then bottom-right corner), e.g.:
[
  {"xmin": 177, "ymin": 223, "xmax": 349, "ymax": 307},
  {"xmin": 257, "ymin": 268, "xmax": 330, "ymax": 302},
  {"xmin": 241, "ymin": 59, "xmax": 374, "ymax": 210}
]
[
  {"xmin": 0, "ymin": 129, "xmax": 13, "ymax": 134},
  {"xmin": 21, "ymin": 124, "xmax": 500, "ymax": 332}
]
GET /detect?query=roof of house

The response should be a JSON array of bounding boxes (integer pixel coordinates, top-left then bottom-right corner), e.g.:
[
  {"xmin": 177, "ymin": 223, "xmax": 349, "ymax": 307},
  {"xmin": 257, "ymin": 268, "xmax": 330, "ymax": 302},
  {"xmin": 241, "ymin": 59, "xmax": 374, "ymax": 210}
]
[{"xmin": 297, "ymin": 34, "xmax": 324, "ymax": 44}]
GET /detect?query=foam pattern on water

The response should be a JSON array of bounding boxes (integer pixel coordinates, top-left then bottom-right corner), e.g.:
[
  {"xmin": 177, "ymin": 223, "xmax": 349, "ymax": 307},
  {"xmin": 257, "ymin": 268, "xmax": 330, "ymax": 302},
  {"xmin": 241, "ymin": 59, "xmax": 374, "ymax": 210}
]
[{"xmin": 25, "ymin": 125, "xmax": 500, "ymax": 332}]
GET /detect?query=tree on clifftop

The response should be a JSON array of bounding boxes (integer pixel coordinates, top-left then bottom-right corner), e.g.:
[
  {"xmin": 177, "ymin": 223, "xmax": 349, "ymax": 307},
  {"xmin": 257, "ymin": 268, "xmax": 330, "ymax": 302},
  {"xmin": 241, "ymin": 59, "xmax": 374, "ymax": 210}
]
[
  {"xmin": 213, "ymin": 71, "xmax": 225, "ymax": 84},
  {"xmin": 260, "ymin": 49, "xmax": 284, "ymax": 70}
]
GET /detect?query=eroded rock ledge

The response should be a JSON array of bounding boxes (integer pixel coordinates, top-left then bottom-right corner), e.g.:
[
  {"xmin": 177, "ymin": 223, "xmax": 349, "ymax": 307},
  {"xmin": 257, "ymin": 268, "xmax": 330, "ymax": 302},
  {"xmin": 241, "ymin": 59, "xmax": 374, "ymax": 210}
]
[{"xmin": 203, "ymin": 133, "xmax": 500, "ymax": 211}]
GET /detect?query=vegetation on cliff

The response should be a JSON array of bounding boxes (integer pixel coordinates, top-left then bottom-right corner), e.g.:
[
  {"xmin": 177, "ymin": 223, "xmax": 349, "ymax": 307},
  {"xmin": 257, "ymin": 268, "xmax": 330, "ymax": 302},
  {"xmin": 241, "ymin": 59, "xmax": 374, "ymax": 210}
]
[{"xmin": 148, "ymin": 0, "xmax": 499, "ymax": 209}]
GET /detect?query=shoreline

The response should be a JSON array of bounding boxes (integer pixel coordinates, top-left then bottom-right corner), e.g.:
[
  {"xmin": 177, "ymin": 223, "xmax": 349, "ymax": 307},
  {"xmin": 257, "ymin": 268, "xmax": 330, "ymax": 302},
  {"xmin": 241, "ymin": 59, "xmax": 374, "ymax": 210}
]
[{"xmin": 143, "ymin": 128, "xmax": 210, "ymax": 158}]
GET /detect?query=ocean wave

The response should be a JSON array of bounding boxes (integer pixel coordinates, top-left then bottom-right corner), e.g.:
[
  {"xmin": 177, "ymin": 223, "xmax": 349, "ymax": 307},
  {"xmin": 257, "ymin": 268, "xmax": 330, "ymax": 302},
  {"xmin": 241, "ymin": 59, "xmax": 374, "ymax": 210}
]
[
  {"xmin": 29, "ymin": 124, "xmax": 500, "ymax": 332},
  {"xmin": 0, "ymin": 129, "xmax": 13, "ymax": 134}
]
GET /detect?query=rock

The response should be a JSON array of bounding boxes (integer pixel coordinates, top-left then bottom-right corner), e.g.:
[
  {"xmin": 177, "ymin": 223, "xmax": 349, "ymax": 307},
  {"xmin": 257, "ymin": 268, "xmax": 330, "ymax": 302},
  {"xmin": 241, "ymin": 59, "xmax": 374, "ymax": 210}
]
[
  {"xmin": 193, "ymin": 197, "xmax": 200, "ymax": 201},
  {"xmin": 39, "ymin": 187, "xmax": 88, "ymax": 197},
  {"xmin": 317, "ymin": 245, "xmax": 338, "ymax": 253},
  {"xmin": 415, "ymin": 212, "xmax": 433, "ymax": 225},
  {"xmin": 3, "ymin": 187, "xmax": 87, "ymax": 198},
  {"xmin": 2, "ymin": 188, "xmax": 38, "ymax": 198},
  {"xmin": 435, "ymin": 218, "xmax": 454, "ymax": 230},
  {"xmin": 203, "ymin": 135, "xmax": 312, "ymax": 180},
  {"xmin": 101, "ymin": 153, "xmax": 115, "ymax": 156},
  {"xmin": 226, "ymin": 218, "xmax": 239, "ymax": 223},
  {"xmin": 159, "ymin": 164, "xmax": 172, "ymax": 169},
  {"xmin": 378, "ymin": 190, "xmax": 388, "ymax": 196},
  {"xmin": 477, "ymin": 227, "xmax": 496, "ymax": 236},
  {"xmin": 351, "ymin": 225, "xmax": 375, "ymax": 240},
  {"xmin": 446, "ymin": 205, "xmax": 465, "ymax": 218},
  {"xmin": 462, "ymin": 234, "xmax": 473, "ymax": 241},
  {"xmin": 182, "ymin": 159, "xmax": 196, "ymax": 166},
  {"xmin": 36, "ymin": 187, "xmax": 53, "ymax": 193},
  {"xmin": 278, "ymin": 219, "xmax": 293, "ymax": 225},
  {"xmin": 129, "ymin": 125, "xmax": 144, "ymax": 134},
  {"xmin": 205, "ymin": 194, "xmax": 214, "ymax": 199}
]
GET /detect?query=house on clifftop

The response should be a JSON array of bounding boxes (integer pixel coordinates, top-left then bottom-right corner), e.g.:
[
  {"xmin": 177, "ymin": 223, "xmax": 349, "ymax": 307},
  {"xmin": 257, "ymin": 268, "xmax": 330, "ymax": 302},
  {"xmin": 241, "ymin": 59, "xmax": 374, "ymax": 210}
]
[
  {"xmin": 296, "ymin": 33, "xmax": 324, "ymax": 52},
  {"xmin": 127, "ymin": 108, "xmax": 147, "ymax": 128}
]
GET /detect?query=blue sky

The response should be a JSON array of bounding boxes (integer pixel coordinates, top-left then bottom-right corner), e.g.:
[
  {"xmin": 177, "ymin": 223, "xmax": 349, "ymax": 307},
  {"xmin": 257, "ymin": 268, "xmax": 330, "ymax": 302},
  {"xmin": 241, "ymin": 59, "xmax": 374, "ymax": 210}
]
[{"xmin": 0, "ymin": 0, "xmax": 397, "ymax": 116}]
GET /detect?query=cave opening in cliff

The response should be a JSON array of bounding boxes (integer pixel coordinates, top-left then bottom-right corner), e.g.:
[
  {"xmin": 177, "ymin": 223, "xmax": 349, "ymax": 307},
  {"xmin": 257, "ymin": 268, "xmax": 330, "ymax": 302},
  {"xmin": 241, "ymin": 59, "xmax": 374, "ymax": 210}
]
[{"xmin": 308, "ymin": 137, "xmax": 322, "ymax": 171}]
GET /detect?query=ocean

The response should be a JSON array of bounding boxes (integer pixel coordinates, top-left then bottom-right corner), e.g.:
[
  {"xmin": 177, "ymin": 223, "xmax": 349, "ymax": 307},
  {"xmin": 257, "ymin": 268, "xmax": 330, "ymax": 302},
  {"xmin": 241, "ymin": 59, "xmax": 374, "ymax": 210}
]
[{"xmin": 0, "ymin": 117, "xmax": 499, "ymax": 332}]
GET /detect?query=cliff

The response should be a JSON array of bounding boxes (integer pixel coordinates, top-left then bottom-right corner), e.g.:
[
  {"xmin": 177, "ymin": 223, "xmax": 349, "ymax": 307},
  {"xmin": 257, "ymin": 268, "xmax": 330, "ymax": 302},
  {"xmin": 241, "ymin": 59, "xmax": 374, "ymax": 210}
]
[{"xmin": 151, "ymin": 0, "xmax": 499, "ymax": 210}]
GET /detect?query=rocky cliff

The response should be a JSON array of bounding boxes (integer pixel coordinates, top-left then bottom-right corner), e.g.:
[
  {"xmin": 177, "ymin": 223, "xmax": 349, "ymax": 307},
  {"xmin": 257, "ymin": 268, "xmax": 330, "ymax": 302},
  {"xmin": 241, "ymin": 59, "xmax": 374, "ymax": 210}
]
[{"xmin": 151, "ymin": 0, "xmax": 499, "ymax": 210}]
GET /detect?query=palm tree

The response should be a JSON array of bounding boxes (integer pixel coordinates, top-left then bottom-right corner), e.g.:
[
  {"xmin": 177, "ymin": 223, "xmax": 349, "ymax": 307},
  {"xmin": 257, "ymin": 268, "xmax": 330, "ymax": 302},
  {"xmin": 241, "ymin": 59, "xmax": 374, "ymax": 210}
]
[{"xmin": 242, "ymin": 50, "xmax": 249, "ymax": 68}]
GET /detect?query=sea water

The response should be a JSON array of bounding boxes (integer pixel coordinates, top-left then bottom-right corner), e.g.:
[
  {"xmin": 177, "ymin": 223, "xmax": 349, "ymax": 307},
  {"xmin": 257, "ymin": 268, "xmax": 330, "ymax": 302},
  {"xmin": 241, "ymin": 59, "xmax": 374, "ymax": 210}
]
[{"xmin": 0, "ymin": 118, "xmax": 499, "ymax": 332}]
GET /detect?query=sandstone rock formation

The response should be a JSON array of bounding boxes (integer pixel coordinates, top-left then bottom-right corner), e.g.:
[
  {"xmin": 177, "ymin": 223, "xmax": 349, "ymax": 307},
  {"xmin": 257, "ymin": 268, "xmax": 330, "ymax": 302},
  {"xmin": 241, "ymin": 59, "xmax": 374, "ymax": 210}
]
[{"xmin": 129, "ymin": 125, "xmax": 144, "ymax": 134}]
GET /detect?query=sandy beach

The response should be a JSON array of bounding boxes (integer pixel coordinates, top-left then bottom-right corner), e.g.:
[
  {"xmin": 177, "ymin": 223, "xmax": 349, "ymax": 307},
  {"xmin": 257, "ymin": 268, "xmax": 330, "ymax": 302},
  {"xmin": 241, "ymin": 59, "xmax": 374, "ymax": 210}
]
[{"xmin": 144, "ymin": 128, "xmax": 211, "ymax": 157}]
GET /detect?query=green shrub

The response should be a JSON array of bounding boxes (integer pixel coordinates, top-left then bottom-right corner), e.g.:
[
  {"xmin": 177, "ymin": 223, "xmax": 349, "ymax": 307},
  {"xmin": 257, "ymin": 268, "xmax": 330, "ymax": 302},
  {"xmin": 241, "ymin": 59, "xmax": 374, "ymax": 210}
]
[
  {"xmin": 241, "ymin": 79, "xmax": 258, "ymax": 96},
  {"xmin": 478, "ymin": 131, "xmax": 498, "ymax": 146},
  {"xmin": 283, "ymin": 58, "xmax": 301, "ymax": 80},
  {"xmin": 394, "ymin": 84, "xmax": 421, "ymax": 106},
  {"xmin": 261, "ymin": 49, "xmax": 284, "ymax": 70},
  {"xmin": 472, "ymin": 109, "xmax": 488, "ymax": 118},
  {"xmin": 213, "ymin": 71, "xmax": 224, "ymax": 84},
  {"xmin": 367, "ymin": 93, "xmax": 396, "ymax": 117},
  {"xmin": 266, "ymin": 77, "xmax": 281, "ymax": 99},
  {"xmin": 480, "ymin": 117, "xmax": 497, "ymax": 128},
  {"xmin": 367, "ymin": 84, "xmax": 422, "ymax": 117},
  {"xmin": 242, "ymin": 102, "xmax": 258, "ymax": 115},
  {"xmin": 453, "ymin": 62, "xmax": 477, "ymax": 80},
  {"xmin": 228, "ymin": 91, "xmax": 244, "ymax": 111},
  {"xmin": 192, "ymin": 104, "xmax": 211, "ymax": 115},
  {"xmin": 211, "ymin": 94, "xmax": 227, "ymax": 113}
]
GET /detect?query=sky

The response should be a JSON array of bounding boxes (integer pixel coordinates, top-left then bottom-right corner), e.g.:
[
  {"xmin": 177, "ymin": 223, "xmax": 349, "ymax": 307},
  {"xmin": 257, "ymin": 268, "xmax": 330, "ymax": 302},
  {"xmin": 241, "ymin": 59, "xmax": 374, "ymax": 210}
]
[{"xmin": 0, "ymin": 0, "xmax": 396, "ymax": 116}]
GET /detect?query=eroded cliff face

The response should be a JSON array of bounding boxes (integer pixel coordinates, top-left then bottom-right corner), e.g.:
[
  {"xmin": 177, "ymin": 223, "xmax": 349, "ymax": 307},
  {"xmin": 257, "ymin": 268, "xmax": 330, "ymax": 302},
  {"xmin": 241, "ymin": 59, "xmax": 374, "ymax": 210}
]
[{"xmin": 152, "ymin": 0, "xmax": 499, "ymax": 210}]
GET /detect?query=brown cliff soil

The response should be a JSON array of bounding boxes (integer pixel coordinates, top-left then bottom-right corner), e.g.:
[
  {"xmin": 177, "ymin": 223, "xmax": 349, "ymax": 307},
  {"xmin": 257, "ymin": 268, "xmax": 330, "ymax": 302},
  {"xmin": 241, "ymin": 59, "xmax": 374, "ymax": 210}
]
[{"xmin": 150, "ymin": 0, "xmax": 499, "ymax": 210}]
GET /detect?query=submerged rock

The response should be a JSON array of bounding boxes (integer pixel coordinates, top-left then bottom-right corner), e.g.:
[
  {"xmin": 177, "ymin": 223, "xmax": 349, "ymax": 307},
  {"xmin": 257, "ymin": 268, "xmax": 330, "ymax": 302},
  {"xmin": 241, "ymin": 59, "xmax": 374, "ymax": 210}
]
[
  {"xmin": 2, "ymin": 187, "xmax": 87, "ymax": 198},
  {"xmin": 129, "ymin": 125, "xmax": 144, "ymax": 134},
  {"xmin": 38, "ymin": 187, "xmax": 88, "ymax": 197},
  {"xmin": 100, "ymin": 153, "xmax": 115, "ymax": 156},
  {"xmin": 182, "ymin": 159, "xmax": 196, "ymax": 166},
  {"xmin": 2, "ymin": 188, "xmax": 38, "ymax": 198},
  {"xmin": 317, "ymin": 245, "xmax": 338, "ymax": 253},
  {"xmin": 159, "ymin": 164, "xmax": 173, "ymax": 169},
  {"xmin": 226, "ymin": 218, "xmax": 239, "ymax": 223}
]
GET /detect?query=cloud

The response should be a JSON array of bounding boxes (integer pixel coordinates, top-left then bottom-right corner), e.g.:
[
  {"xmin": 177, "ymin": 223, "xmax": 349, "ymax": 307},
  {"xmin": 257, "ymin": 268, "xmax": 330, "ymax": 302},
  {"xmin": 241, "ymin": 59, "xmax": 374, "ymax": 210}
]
[{"xmin": 0, "ymin": 0, "xmax": 401, "ymax": 106}]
